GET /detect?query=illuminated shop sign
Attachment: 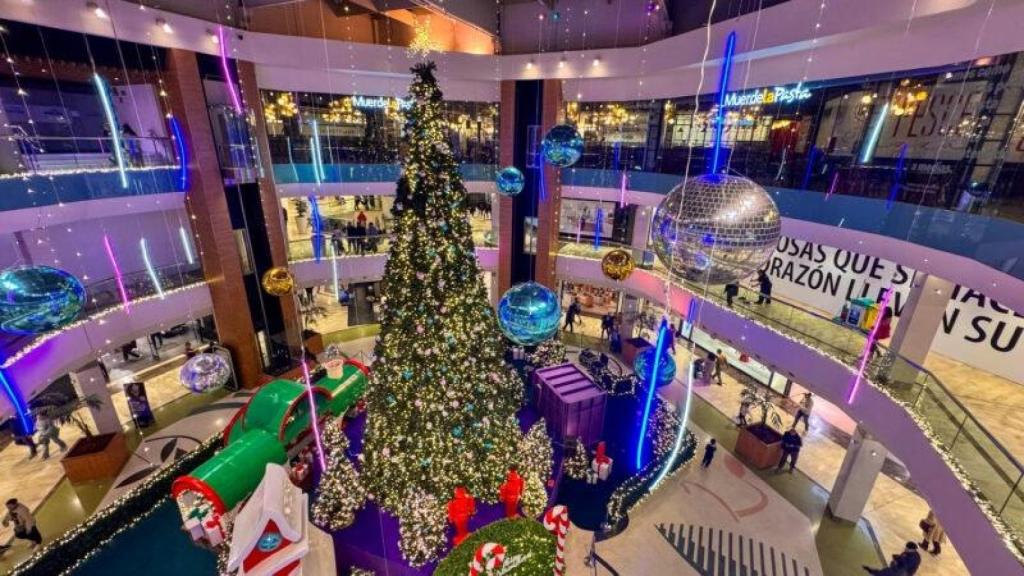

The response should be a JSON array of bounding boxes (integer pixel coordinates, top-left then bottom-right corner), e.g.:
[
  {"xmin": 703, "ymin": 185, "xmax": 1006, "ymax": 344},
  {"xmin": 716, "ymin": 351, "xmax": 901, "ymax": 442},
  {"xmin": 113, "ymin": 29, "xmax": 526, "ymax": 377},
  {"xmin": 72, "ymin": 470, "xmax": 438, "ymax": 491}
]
[
  {"xmin": 351, "ymin": 95, "xmax": 413, "ymax": 110},
  {"xmin": 722, "ymin": 84, "xmax": 812, "ymax": 108}
]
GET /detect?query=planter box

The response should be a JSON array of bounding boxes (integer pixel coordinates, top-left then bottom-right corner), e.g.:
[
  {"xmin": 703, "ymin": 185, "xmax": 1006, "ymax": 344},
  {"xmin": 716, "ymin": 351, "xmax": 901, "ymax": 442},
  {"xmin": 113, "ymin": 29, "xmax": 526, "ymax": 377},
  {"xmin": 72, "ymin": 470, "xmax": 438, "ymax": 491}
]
[
  {"xmin": 735, "ymin": 423, "xmax": 783, "ymax": 470},
  {"xmin": 61, "ymin": 432, "xmax": 131, "ymax": 483},
  {"xmin": 621, "ymin": 337, "xmax": 650, "ymax": 366}
]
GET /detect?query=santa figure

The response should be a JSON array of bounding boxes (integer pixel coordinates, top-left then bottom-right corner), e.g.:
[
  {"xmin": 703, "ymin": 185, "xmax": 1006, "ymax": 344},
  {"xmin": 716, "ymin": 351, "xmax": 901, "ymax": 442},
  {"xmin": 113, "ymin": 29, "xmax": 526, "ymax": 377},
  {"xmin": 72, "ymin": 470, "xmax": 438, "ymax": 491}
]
[
  {"xmin": 498, "ymin": 468, "xmax": 525, "ymax": 518},
  {"xmin": 447, "ymin": 486, "xmax": 476, "ymax": 546}
]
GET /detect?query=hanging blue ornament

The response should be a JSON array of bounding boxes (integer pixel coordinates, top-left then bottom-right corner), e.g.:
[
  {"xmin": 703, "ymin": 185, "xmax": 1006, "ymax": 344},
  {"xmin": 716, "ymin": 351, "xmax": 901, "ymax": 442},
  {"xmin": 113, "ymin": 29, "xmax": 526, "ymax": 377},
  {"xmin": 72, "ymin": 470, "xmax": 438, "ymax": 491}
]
[
  {"xmin": 403, "ymin": 370, "xmax": 413, "ymax": 380},
  {"xmin": 634, "ymin": 345, "xmax": 677, "ymax": 387},
  {"xmin": 495, "ymin": 166, "xmax": 525, "ymax": 196},
  {"xmin": 497, "ymin": 281, "xmax": 561, "ymax": 346},
  {"xmin": 452, "ymin": 426, "xmax": 463, "ymax": 438},
  {"xmin": 541, "ymin": 124, "xmax": 584, "ymax": 168},
  {"xmin": 0, "ymin": 265, "xmax": 85, "ymax": 334}
]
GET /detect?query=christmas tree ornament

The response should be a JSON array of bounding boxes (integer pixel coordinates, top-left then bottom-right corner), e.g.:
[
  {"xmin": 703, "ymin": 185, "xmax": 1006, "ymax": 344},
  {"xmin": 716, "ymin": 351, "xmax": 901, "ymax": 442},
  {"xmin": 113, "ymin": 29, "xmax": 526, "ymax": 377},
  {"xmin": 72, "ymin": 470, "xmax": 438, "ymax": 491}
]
[
  {"xmin": 650, "ymin": 174, "xmax": 780, "ymax": 284},
  {"xmin": 497, "ymin": 282, "xmax": 561, "ymax": 346},
  {"xmin": 600, "ymin": 249, "xmax": 636, "ymax": 281},
  {"xmin": 495, "ymin": 166, "xmax": 525, "ymax": 196},
  {"xmin": 179, "ymin": 353, "xmax": 231, "ymax": 393},
  {"xmin": 0, "ymin": 265, "xmax": 85, "ymax": 334},
  {"xmin": 634, "ymin": 345, "xmax": 677, "ymax": 387},
  {"xmin": 261, "ymin": 266, "xmax": 295, "ymax": 296},
  {"xmin": 541, "ymin": 124, "xmax": 584, "ymax": 168}
]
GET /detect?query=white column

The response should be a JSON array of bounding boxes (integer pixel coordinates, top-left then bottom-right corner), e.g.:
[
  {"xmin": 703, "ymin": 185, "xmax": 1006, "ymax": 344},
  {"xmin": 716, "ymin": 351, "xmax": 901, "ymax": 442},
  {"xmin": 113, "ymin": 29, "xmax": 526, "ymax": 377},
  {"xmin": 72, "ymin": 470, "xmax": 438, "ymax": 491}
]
[
  {"xmin": 70, "ymin": 362, "xmax": 122, "ymax": 435},
  {"xmin": 828, "ymin": 425, "xmax": 887, "ymax": 522},
  {"xmin": 620, "ymin": 294, "xmax": 642, "ymax": 338},
  {"xmin": 889, "ymin": 273, "xmax": 955, "ymax": 365},
  {"xmin": 630, "ymin": 206, "xmax": 653, "ymax": 251}
]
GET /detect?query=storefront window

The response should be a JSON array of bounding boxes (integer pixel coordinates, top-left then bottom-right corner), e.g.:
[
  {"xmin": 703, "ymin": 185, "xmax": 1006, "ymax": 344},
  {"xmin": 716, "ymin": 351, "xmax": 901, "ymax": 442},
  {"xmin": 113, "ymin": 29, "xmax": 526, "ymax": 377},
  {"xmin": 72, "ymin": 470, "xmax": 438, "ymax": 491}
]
[
  {"xmin": 262, "ymin": 90, "xmax": 497, "ymax": 165},
  {"xmin": 566, "ymin": 100, "xmax": 652, "ymax": 169}
]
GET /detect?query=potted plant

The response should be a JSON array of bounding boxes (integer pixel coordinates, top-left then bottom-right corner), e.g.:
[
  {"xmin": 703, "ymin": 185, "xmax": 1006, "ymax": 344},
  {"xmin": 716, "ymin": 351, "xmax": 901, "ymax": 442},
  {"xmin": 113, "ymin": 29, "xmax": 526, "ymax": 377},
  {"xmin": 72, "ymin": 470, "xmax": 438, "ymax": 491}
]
[
  {"xmin": 292, "ymin": 198, "xmax": 309, "ymax": 234},
  {"xmin": 734, "ymin": 386, "xmax": 784, "ymax": 469},
  {"xmin": 34, "ymin": 393, "xmax": 131, "ymax": 483}
]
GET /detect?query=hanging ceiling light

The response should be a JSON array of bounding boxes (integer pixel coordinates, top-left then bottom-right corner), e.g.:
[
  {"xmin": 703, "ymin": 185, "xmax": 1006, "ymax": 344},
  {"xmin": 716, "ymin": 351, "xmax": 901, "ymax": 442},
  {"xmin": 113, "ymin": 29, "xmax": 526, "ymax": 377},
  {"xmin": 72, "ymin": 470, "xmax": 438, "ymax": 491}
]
[{"xmin": 87, "ymin": 2, "xmax": 108, "ymax": 19}]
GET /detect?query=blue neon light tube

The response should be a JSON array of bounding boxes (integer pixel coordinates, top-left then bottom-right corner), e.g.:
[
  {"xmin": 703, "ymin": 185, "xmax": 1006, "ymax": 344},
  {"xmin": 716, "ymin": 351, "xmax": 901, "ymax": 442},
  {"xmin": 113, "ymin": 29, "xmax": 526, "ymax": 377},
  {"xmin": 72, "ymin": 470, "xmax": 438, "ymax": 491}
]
[
  {"xmin": 636, "ymin": 319, "xmax": 669, "ymax": 470},
  {"xmin": 710, "ymin": 32, "xmax": 737, "ymax": 175},
  {"xmin": 93, "ymin": 73, "xmax": 129, "ymax": 189}
]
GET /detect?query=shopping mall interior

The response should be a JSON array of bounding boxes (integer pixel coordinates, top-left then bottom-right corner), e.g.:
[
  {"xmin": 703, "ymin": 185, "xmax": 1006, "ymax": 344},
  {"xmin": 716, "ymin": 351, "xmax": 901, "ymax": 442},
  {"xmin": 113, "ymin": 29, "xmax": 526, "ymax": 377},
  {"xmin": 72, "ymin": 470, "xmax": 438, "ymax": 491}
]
[{"xmin": 0, "ymin": 0, "xmax": 1023, "ymax": 575}]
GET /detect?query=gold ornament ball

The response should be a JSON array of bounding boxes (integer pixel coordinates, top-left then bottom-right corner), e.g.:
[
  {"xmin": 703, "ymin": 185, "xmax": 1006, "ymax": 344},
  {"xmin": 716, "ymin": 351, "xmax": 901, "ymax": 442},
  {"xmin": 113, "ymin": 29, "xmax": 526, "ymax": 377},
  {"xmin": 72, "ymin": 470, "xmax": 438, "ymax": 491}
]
[
  {"xmin": 601, "ymin": 249, "xmax": 636, "ymax": 281},
  {"xmin": 262, "ymin": 267, "xmax": 295, "ymax": 296}
]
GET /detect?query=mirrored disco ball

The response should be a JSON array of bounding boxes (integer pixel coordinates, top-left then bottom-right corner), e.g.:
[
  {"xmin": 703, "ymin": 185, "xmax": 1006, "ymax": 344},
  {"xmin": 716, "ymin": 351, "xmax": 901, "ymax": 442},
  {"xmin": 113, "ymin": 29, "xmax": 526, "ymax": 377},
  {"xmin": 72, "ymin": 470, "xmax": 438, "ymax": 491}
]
[
  {"xmin": 634, "ymin": 345, "xmax": 677, "ymax": 387},
  {"xmin": 180, "ymin": 353, "xmax": 231, "ymax": 393},
  {"xmin": 497, "ymin": 281, "xmax": 561, "ymax": 346},
  {"xmin": 651, "ymin": 174, "xmax": 781, "ymax": 285},
  {"xmin": 541, "ymin": 124, "xmax": 584, "ymax": 168},
  {"xmin": 0, "ymin": 265, "xmax": 85, "ymax": 334},
  {"xmin": 495, "ymin": 166, "xmax": 525, "ymax": 196}
]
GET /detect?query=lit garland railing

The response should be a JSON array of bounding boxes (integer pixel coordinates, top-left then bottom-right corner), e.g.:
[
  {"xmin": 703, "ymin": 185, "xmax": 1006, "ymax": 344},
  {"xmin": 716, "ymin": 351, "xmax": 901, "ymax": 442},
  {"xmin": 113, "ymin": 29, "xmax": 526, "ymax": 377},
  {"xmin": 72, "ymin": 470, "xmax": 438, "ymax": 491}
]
[
  {"xmin": 9, "ymin": 438, "xmax": 220, "ymax": 576},
  {"xmin": 605, "ymin": 430, "xmax": 697, "ymax": 532}
]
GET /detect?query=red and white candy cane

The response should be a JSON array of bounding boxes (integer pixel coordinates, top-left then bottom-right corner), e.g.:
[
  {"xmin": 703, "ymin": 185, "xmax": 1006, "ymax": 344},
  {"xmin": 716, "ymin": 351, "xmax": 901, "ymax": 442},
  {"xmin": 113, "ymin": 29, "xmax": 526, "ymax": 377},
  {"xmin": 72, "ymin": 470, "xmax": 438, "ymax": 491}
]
[
  {"xmin": 543, "ymin": 505, "xmax": 570, "ymax": 576},
  {"xmin": 468, "ymin": 542, "xmax": 506, "ymax": 576}
]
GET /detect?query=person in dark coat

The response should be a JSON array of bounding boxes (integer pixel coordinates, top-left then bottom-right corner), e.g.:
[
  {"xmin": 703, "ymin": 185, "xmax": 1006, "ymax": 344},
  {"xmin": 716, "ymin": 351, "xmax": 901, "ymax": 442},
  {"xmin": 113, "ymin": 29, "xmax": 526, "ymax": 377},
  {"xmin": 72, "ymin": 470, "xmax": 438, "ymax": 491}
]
[
  {"xmin": 756, "ymin": 270, "xmax": 773, "ymax": 304},
  {"xmin": 777, "ymin": 427, "xmax": 802, "ymax": 473},
  {"xmin": 563, "ymin": 298, "xmax": 581, "ymax": 333},
  {"xmin": 864, "ymin": 542, "xmax": 922, "ymax": 575},
  {"xmin": 724, "ymin": 282, "xmax": 740, "ymax": 307},
  {"xmin": 701, "ymin": 438, "xmax": 717, "ymax": 468}
]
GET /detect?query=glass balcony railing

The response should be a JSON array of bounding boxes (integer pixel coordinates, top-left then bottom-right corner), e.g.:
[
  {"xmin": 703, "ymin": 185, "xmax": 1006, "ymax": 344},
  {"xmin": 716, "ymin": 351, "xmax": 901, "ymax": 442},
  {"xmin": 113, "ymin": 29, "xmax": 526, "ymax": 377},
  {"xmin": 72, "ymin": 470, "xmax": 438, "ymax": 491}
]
[
  {"xmin": 557, "ymin": 239, "xmax": 1024, "ymax": 556},
  {"xmin": 271, "ymin": 163, "xmax": 496, "ymax": 185},
  {"xmin": 0, "ymin": 135, "xmax": 182, "ymax": 211},
  {"xmin": 0, "ymin": 262, "xmax": 206, "ymax": 359}
]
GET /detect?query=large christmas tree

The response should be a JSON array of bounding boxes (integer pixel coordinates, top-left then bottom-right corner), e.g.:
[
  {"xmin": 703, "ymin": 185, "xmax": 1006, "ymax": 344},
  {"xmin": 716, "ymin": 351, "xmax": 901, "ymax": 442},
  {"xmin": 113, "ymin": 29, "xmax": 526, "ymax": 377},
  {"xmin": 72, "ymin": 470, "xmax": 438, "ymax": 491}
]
[{"xmin": 362, "ymin": 63, "xmax": 524, "ymax": 515}]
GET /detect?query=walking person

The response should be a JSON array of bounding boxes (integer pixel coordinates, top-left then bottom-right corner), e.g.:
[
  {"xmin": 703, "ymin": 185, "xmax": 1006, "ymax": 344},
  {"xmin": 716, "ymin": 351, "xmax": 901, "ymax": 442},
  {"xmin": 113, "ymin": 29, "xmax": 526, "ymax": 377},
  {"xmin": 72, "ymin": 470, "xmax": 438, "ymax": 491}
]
[
  {"xmin": 756, "ymin": 270, "xmax": 773, "ymax": 305},
  {"xmin": 11, "ymin": 427, "xmax": 37, "ymax": 460},
  {"xmin": 701, "ymin": 438, "xmax": 718, "ymax": 469},
  {"xmin": 737, "ymin": 400, "xmax": 752, "ymax": 427},
  {"xmin": 600, "ymin": 313, "xmax": 614, "ymax": 340},
  {"xmin": 919, "ymin": 510, "xmax": 945, "ymax": 556},
  {"xmin": 793, "ymin": 392, "xmax": 814, "ymax": 431},
  {"xmin": 869, "ymin": 306, "xmax": 894, "ymax": 360},
  {"xmin": 665, "ymin": 326, "xmax": 676, "ymax": 355},
  {"xmin": 609, "ymin": 325, "xmax": 622, "ymax": 354},
  {"xmin": 1, "ymin": 498, "xmax": 42, "ymax": 550},
  {"xmin": 724, "ymin": 282, "xmax": 739, "ymax": 307},
  {"xmin": 563, "ymin": 298, "xmax": 581, "ymax": 333},
  {"xmin": 714, "ymin": 349, "xmax": 727, "ymax": 385},
  {"xmin": 777, "ymin": 427, "xmax": 802, "ymax": 473},
  {"xmin": 35, "ymin": 412, "xmax": 67, "ymax": 460}
]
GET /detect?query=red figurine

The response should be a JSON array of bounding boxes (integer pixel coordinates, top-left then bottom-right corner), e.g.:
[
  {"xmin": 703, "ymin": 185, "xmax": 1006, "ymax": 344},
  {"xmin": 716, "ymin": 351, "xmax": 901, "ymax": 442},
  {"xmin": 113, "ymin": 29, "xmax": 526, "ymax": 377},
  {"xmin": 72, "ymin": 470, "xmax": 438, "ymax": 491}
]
[
  {"xmin": 594, "ymin": 441, "xmax": 611, "ymax": 466},
  {"xmin": 447, "ymin": 486, "xmax": 476, "ymax": 546},
  {"xmin": 498, "ymin": 467, "xmax": 525, "ymax": 518}
]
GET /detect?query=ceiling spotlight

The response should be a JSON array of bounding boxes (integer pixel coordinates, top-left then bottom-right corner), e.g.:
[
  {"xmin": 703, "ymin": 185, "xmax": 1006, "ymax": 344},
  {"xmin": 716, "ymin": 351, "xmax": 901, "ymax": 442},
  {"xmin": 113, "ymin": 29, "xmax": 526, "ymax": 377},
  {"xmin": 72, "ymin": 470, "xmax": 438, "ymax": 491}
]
[
  {"xmin": 207, "ymin": 29, "xmax": 219, "ymax": 44},
  {"xmin": 87, "ymin": 1, "xmax": 108, "ymax": 19},
  {"xmin": 558, "ymin": 58, "xmax": 566, "ymax": 68},
  {"xmin": 525, "ymin": 60, "xmax": 534, "ymax": 69},
  {"xmin": 592, "ymin": 57, "xmax": 600, "ymax": 67},
  {"xmin": 156, "ymin": 18, "xmax": 173, "ymax": 34}
]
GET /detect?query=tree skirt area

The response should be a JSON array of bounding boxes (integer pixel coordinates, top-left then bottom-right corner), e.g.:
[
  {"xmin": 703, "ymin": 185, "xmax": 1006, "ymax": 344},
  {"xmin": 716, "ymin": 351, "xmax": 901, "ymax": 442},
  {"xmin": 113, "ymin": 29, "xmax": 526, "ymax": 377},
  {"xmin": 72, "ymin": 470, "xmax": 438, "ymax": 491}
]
[{"xmin": 328, "ymin": 406, "xmax": 561, "ymax": 575}]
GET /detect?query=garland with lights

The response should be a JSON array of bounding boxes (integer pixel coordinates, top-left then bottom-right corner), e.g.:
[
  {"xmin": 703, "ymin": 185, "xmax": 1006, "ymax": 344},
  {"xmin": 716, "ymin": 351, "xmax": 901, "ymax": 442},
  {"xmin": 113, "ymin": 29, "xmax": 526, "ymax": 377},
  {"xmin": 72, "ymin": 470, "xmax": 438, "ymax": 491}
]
[
  {"xmin": 563, "ymin": 439, "xmax": 590, "ymax": 480},
  {"xmin": 433, "ymin": 518, "xmax": 556, "ymax": 576},
  {"xmin": 605, "ymin": 430, "xmax": 697, "ymax": 530},
  {"xmin": 396, "ymin": 486, "xmax": 448, "ymax": 567},
  {"xmin": 517, "ymin": 420, "xmax": 553, "ymax": 484},
  {"xmin": 526, "ymin": 340, "xmax": 568, "ymax": 368},
  {"xmin": 349, "ymin": 568, "xmax": 376, "ymax": 576},
  {"xmin": 312, "ymin": 420, "xmax": 368, "ymax": 531},
  {"xmin": 361, "ymin": 63, "xmax": 526, "ymax": 524},
  {"xmin": 651, "ymin": 398, "xmax": 681, "ymax": 459},
  {"xmin": 10, "ymin": 438, "xmax": 220, "ymax": 576}
]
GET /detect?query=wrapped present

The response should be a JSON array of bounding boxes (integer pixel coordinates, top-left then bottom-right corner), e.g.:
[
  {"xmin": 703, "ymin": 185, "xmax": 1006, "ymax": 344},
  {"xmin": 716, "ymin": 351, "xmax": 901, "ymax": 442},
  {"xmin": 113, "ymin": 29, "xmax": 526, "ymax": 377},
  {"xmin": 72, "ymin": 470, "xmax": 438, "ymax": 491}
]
[
  {"xmin": 201, "ymin": 511, "xmax": 225, "ymax": 546},
  {"xmin": 184, "ymin": 517, "xmax": 204, "ymax": 541},
  {"xmin": 585, "ymin": 469, "xmax": 598, "ymax": 484},
  {"xmin": 591, "ymin": 458, "xmax": 613, "ymax": 481}
]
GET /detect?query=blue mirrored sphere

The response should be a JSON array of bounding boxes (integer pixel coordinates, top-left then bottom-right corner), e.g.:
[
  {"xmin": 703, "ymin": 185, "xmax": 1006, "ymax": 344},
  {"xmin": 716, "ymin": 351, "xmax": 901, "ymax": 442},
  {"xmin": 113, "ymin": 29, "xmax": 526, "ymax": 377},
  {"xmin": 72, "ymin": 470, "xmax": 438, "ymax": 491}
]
[
  {"xmin": 541, "ymin": 124, "xmax": 584, "ymax": 168},
  {"xmin": 497, "ymin": 281, "xmax": 561, "ymax": 346},
  {"xmin": 0, "ymin": 265, "xmax": 85, "ymax": 335},
  {"xmin": 495, "ymin": 166, "xmax": 525, "ymax": 197},
  {"xmin": 634, "ymin": 345, "xmax": 677, "ymax": 387},
  {"xmin": 179, "ymin": 353, "xmax": 232, "ymax": 393}
]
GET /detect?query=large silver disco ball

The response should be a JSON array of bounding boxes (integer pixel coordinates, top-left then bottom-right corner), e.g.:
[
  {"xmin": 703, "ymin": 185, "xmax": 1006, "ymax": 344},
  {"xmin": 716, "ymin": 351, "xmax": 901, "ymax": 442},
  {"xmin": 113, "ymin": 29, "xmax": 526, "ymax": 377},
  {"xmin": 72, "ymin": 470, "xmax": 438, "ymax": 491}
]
[{"xmin": 651, "ymin": 174, "xmax": 781, "ymax": 285}]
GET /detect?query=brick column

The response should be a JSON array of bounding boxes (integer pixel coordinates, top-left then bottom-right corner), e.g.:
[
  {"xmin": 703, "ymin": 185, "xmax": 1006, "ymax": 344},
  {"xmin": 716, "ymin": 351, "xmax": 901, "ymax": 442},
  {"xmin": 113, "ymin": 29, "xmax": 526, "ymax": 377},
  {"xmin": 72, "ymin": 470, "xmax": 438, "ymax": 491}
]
[
  {"xmin": 497, "ymin": 80, "xmax": 516, "ymax": 296},
  {"xmin": 534, "ymin": 79, "xmax": 563, "ymax": 290},
  {"xmin": 163, "ymin": 49, "xmax": 263, "ymax": 388},
  {"xmin": 236, "ymin": 60, "xmax": 302, "ymax": 355}
]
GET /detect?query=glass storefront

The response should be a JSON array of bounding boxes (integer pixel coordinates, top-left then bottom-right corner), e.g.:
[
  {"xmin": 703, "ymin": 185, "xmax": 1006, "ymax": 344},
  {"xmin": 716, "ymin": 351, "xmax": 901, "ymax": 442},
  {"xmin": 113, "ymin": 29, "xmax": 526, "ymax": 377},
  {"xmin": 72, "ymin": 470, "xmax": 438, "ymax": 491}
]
[{"xmin": 262, "ymin": 90, "xmax": 498, "ymax": 165}]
